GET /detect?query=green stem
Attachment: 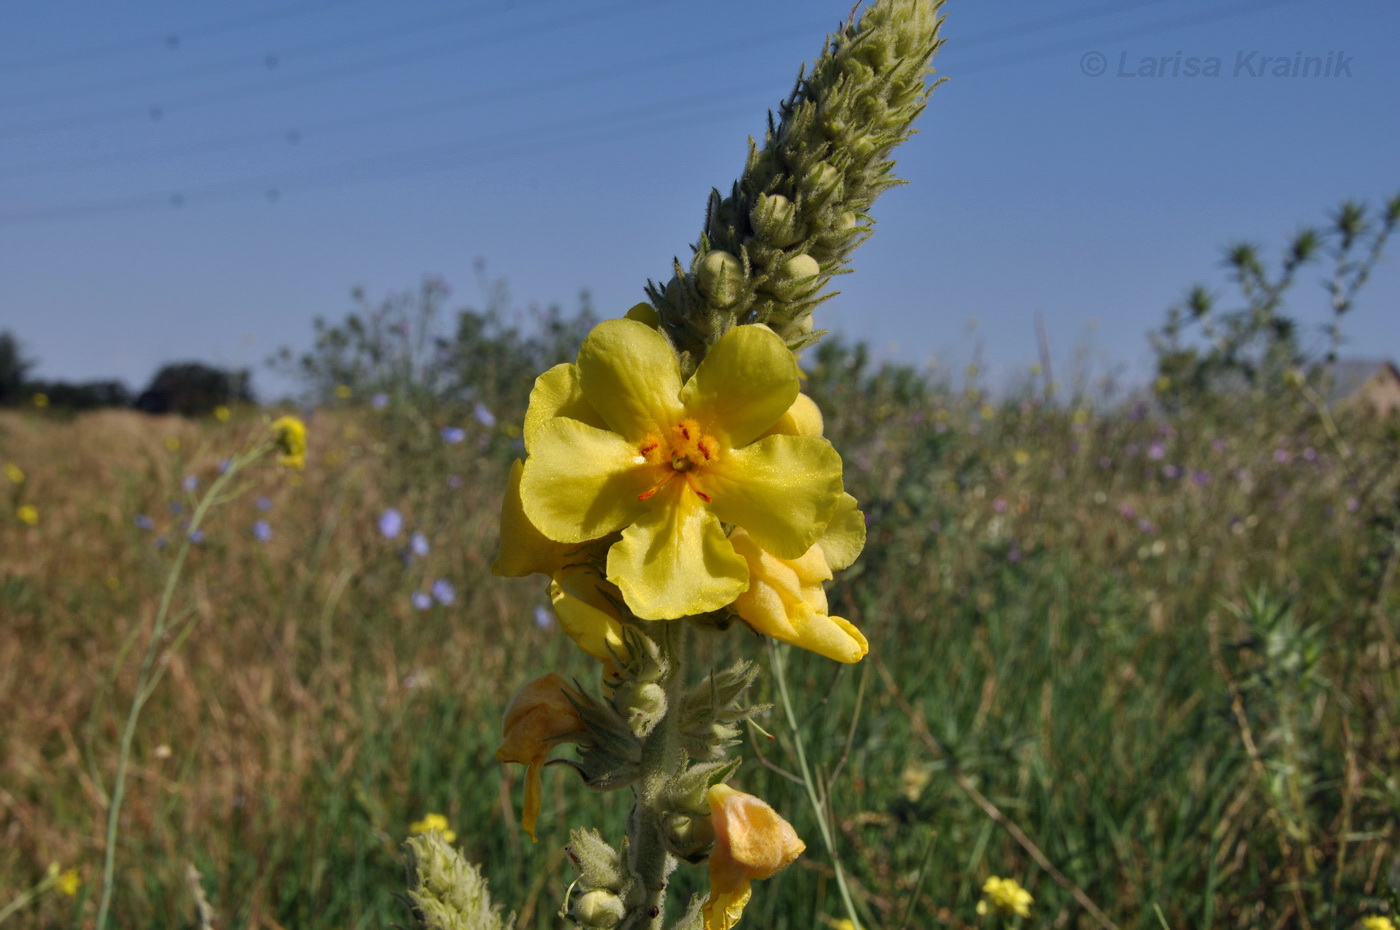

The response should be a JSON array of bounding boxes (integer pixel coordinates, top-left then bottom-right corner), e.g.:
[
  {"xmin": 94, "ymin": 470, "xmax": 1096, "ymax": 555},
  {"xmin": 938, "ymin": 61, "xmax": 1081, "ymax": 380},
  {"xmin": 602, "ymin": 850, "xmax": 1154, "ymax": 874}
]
[
  {"xmin": 770, "ymin": 644, "xmax": 864, "ymax": 930},
  {"xmin": 0, "ymin": 874, "xmax": 55, "ymax": 927},
  {"xmin": 621, "ymin": 623, "xmax": 683, "ymax": 930},
  {"xmin": 93, "ymin": 440, "xmax": 271, "ymax": 930}
]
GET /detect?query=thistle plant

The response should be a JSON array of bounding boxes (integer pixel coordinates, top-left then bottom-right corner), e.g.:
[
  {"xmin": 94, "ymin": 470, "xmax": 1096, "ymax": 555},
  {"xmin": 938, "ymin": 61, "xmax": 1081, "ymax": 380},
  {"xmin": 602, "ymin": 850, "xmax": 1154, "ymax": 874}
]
[{"xmin": 407, "ymin": 3, "xmax": 943, "ymax": 928}]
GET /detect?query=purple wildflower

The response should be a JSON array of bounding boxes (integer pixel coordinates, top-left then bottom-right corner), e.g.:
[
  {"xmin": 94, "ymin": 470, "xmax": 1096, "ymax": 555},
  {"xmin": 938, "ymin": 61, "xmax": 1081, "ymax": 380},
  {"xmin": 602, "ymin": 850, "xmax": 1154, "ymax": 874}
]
[
  {"xmin": 431, "ymin": 579, "xmax": 456, "ymax": 606},
  {"xmin": 440, "ymin": 426, "xmax": 466, "ymax": 444},
  {"xmin": 183, "ymin": 475, "xmax": 199, "ymax": 492},
  {"xmin": 371, "ymin": 392, "xmax": 389, "ymax": 410},
  {"xmin": 412, "ymin": 591, "xmax": 433, "ymax": 611},
  {"xmin": 1147, "ymin": 443, "xmax": 1165, "ymax": 461},
  {"xmin": 135, "ymin": 514, "xmax": 154, "ymax": 531},
  {"xmin": 256, "ymin": 496, "xmax": 272, "ymax": 512},
  {"xmin": 253, "ymin": 520, "xmax": 272, "ymax": 543},
  {"xmin": 378, "ymin": 508, "xmax": 403, "ymax": 539},
  {"xmin": 410, "ymin": 532, "xmax": 430, "ymax": 557},
  {"xmin": 534, "ymin": 605, "xmax": 554, "ymax": 629},
  {"xmin": 473, "ymin": 403, "xmax": 496, "ymax": 429}
]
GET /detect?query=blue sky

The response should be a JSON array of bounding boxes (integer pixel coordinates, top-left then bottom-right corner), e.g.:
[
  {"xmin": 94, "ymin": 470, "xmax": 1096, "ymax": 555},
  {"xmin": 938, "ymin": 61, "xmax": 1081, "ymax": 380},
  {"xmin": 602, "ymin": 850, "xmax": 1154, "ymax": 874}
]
[{"xmin": 1, "ymin": 0, "xmax": 1396, "ymax": 399}]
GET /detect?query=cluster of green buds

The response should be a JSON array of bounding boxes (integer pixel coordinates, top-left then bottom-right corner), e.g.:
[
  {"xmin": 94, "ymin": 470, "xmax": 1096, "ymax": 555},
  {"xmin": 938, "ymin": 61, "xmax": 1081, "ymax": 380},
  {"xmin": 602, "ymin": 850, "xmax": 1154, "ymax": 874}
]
[
  {"xmin": 406, "ymin": 3, "xmax": 941, "ymax": 929},
  {"xmin": 648, "ymin": 0, "xmax": 944, "ymax": 371}
]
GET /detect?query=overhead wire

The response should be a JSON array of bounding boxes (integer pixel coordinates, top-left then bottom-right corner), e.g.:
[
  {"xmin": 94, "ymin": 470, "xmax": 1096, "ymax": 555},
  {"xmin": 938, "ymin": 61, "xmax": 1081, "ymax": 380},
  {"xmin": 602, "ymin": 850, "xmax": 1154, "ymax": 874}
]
[
  {"xmin": 0, "ymin": 0, "xmax": 656, "ymax": 140},
  {"xmin": 0, "ymin": 0, "xmax": 371, "ymax": 76},
  {"xmin": 0, "ymin": 0, "xmax": 1313, "ymax": 227},
  {"xmin": 0, "ymin": 0, "xmax": 581, "ymax": 110}
]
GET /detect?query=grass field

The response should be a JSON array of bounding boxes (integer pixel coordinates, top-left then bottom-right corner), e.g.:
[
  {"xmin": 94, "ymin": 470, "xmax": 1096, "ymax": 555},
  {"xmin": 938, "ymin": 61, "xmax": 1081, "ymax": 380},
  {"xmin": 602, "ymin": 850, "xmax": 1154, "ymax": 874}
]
[{"xmin": 2, "ymin": 360, "xmax": 1398, "ymax": 929}]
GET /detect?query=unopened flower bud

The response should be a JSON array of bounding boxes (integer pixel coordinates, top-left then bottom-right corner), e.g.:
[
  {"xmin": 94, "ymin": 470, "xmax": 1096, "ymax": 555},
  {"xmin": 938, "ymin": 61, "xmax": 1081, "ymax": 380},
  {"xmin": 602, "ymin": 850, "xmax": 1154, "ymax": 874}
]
[
  {"xmin": 571, "ymin": 889, "xmax": 626, "ymax": 928},
  {"xmin": 611, "ymin": 679, "xmax": 667, "ymax": 738},
  {"xmin": 759, "ymin": 253, "xmax": 822, "ymax": 300},
  {"xmin": 750, "ymin": 194, "xmax": 802, "ymax": 247},
  {"xmin": 662, "ymin": 810, "xmax": 716, "ymax": 863},
  {"xmin": 696, "ymin": 251, "xmax": 745, "ymax": 308},
  {"xmin": 568, "ymin": 828, "xmax": 626, "ymax": 893},
  {"xmin": 802, "ymin": 162, "xmax": 842, "ymax": 203}
]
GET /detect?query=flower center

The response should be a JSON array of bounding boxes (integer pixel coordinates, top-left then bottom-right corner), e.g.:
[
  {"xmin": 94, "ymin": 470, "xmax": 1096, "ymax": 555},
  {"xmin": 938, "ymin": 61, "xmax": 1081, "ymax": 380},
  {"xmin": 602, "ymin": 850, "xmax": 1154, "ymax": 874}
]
[{"xmin": 637, "ymin": 419, "xmax": 719, "ymax": 501}]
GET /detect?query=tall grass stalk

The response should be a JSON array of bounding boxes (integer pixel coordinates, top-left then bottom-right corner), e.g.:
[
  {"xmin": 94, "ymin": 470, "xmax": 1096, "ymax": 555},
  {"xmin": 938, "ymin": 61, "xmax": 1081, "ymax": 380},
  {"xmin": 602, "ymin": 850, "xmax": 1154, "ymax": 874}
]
[{"xmin": 93, "ymin": 434, "xmax": 276, "ymax": 930}]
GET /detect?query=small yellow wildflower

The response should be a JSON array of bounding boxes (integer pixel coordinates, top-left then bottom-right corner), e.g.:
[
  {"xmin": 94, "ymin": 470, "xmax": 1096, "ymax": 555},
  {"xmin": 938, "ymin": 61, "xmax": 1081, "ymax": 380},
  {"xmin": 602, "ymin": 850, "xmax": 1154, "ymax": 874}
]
[
  {"xmin": 831, "ymin": 921, "xmax": 857, "ymax": 930},
  {"xmin": 1072, "ymin": 408, "xmax": 1090, "ymax": 425},
  {"xmin": 334, "ymin": 384, "xmax": 352, "ymax": 399},
  {"xmin": 16, "ymin": 504, "xmax": 38, "ymax": 526},
  {"xmin": 408, "ymin": 813, "xmax": 457, "ymax": 844},
  {"xmin": 1154, "ymin": 375, "xmax": 1172, "ymax": 394},
  {"xmin": 3, "ymin": 463, "xmax": 23, "ymax": 484},
  {"xmin": 270, "ymin": 416, "xmax": 308, "ymax": 470},
  {"xmin": 214, "ymin": 405, "xmax": 231, "ymax": 422},
  {"xmin": 55, "ymin": 867, "xmax": 80, "ymax": 897},
  {"xmin": 1362, "ymin": 917, "xmax": 1396, "ymax": 930},
  {"xmin": 1012, "ymin": 449, "xmax": 1030, "ymax": 466},
  {"xmin": 164, "ymin": 436, "xmax": 181, "ymax": 452},
  {"xmin": 979, "ymin": 404, "xmax": 996, "ymax": 420},
  {"xmin": 977, "ymin": 876, "xmax": 1032, "ymax": 918},
  {"xmin": 32, "ymin": 392, "xmax": 49, "ymax": 408}
]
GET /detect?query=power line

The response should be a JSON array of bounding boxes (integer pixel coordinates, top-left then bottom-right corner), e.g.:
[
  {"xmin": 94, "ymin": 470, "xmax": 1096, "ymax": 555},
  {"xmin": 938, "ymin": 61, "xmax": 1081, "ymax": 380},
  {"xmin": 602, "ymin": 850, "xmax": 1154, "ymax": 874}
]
[
  {"xmin": 0, "ymin": 82, "xmax": 775, "ymax": 225},
  {"xmin": 0, "ymin": 0, "xmax": 371, "ymax": 76},
  {"xmin": 0, "ymin": 18, "xmax": 836, "ymax": 179},
  {"xmin": 0, "ymin": 0, "xmax": 579, "ymax": 111},
  {"xmin": 0, "ymin": 0, "xmax": 654, "ymax": 141},
  {"xmin": 0, "ymin": 0, "xmax": 1311, "ymax": 227}
]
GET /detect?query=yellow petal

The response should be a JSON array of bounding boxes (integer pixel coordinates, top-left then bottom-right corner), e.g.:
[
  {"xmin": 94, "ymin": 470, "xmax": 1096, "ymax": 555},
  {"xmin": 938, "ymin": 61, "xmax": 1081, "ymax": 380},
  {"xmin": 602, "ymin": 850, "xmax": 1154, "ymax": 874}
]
[
  {"xmin": 522, "ymin": 756, "xmax": 543, "ymax": 842},
  {"xmin": 577, "ymin": 319, "xmax": 684, "ymax": 441},
  {"xmin": 680, "ymin": 325, "xmax": 800, "ymax": 449},
  {"xmin": 606, "ymin": 481, "xmax": 748, "ymax": 620},
  {"xmin": 761, "ymin": 392, "xmax": 824, "ymax": 439},
  {"xmin": 702, "ymin": 876, "xmax": 752, "ymax": 930},
  {"xmin": 708, "ymin": 784, "xmax": 806, "ymax": 879},
  {"xmin": 550, "ymin": 566, "xmax": 628, "ymax": 661},
  {"xmin": 524, "ymin": 364, "xmax": 606, "ymax": 454},
  {"xmin": 729, "ymin": 531, "xmax": 866, "ymax": 664},
  {"xmin": 624, "ymin": 302, "xmax": 660, "ymax": 328},
  {"xmin": 521, "ymin": 419, "xmax": 653, "ymax": 543},
  {"xmin": 817, "ymin": 493, "xmax": 866, "ymax": 572},
  {"xmin": 697, "ymin": 434, "xmax": 843, "ymax": 560},
  {"xmin": 494, "ymin": 460, "xmax": 575, "ymax": 577}
]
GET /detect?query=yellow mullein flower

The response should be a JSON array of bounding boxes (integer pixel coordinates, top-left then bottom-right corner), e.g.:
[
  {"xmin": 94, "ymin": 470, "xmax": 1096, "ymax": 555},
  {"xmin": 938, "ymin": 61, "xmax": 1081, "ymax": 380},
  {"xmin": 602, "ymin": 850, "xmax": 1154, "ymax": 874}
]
[
  {"xmin": 495, "ymin": 460, "xmax": 628, "ymax": 662},
  {"xmin": 976, "ymin": 876, "xmax": 1032, "ymax": 918},
  {"xmin": 214, "ymin": 405, "xmax": 231, "ymax": 422},
  {"xmin": 3, "ymin": 463, "xmax": 23, "ymax": 484},
  {"xmin": 409, "ymin": 812, "xmax": 457, "ymax": 844},
  {"xmin": 16, "ymin": 504, "xmax": 38, "ymax": 526},
  {"xmin": 520, "ymin": 319, "xmax": 844, "ymax": 621},
  {"xmin": 32, "ymin": 392, "xmax": 49, "ymax": 408},
  {"xmin": 270, "ymin": 415, "xmax": 308, "ymax": 470},
  {"xmin": 1362, "ymin": 918, "xmax": 1396, "ymax": 930},
  {"xmin": 702, "ymin": 784, "xmax": 806, "ymax": 930},
  {"xmin": 495, "ymin": 674, "xmax": 585, "ymax": 841},
  {"xmin": 728, "ymin": 492, "xmax": 868, "ymax": 663}
]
